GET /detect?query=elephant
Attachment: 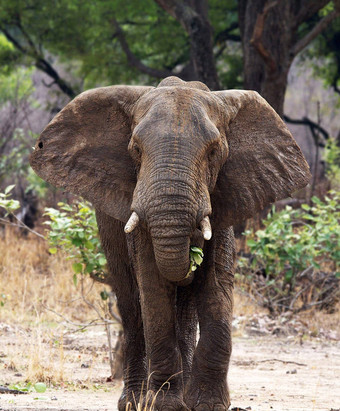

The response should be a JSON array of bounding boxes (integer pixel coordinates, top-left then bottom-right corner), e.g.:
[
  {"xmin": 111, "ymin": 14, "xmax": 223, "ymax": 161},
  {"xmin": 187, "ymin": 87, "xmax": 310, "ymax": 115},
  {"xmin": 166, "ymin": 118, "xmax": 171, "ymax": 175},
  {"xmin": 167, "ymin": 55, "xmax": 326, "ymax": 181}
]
[{"xmin": 30, "ymin": 76, "xmax": 310, "ymax": 410}]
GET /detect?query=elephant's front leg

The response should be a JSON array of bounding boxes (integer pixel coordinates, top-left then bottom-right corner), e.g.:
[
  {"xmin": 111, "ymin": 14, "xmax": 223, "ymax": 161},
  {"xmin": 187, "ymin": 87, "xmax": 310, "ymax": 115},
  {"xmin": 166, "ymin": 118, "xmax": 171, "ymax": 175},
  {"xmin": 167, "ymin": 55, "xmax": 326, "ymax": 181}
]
[
  {"xmin": 185, "ymin": 227, "xmax": 235, "ymax": 411},
  {"xmin": 128, "ymin": 229, "xmax": 188, "ymax": 411}
]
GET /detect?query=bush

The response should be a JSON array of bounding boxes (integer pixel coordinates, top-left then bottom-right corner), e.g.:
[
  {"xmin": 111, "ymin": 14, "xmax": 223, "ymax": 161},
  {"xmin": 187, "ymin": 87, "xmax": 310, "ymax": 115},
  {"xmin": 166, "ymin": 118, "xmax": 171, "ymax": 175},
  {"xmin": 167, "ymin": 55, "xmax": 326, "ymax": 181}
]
[
  {"xmin": 240, "ymin": 191, "xmax": 340, "ymax": 313},
  {"xmin": 44, "ymin": 201, "xmax": 107, "ymax": 284}
]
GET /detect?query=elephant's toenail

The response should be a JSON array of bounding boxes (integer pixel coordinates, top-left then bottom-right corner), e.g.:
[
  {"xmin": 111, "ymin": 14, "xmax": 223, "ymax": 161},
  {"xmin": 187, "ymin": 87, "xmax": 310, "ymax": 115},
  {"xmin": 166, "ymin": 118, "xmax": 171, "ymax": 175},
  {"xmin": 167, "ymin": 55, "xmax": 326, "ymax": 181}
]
[
  {"xmin": 213, "ymin": 405, "xmax": 226, "ymax": 411},
  {"xmin": 195, "ymin": 404, "xmax": 210, "ymax": 411}
]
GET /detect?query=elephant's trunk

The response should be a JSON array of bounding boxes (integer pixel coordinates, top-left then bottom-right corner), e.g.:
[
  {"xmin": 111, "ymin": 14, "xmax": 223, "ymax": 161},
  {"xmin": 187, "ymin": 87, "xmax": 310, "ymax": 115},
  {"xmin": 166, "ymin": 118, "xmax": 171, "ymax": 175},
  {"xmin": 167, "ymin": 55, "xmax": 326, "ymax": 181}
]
[
  {"xmin": 144, "ymin": 175, "xmax": 199, "ymax": 282},
  {"xmin": 152, "ymin": 235, "xmax": 191, "ymax": 282}
]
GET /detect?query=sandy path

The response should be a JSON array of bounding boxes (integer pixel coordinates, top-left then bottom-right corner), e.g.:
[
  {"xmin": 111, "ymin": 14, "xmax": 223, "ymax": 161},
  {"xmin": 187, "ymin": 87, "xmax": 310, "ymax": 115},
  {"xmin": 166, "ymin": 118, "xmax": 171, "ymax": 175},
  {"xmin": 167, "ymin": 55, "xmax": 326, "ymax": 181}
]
[{"xmin": 1, "ymin": 334, "xmax": 339, "ymax": 411}]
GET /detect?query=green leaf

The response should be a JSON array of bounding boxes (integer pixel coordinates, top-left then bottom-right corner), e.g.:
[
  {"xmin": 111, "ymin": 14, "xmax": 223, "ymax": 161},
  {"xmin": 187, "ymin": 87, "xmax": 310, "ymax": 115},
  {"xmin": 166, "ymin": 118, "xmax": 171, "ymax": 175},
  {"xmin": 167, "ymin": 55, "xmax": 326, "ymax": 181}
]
[
  {"xmin": 85, "ymin": 241, "xmax": 94, "ymax": 250},
  {"xmin": 193, "ymin": 254, "xmax": 203, "ymax": 265},
  {"xmin": 73, "ymin": 273, "xmax": 78, "ymax": 287},
  {"xmin": 100, "ymin": 290, "xmax": 108, "ymax": 300},
  {"xmin": 72, "ymin": 263, "xmax": 83, "ymax": 274},
  {"xmin": 190, "ymin": 246, "xmax": 203, "ymax": 256},
  {"xmin": 48, "ymin": 247, "xmax": 57, "ymax": 254},
  {"xmin": 4, "ymin": 184, "xmax": 15, "ymax": 194},
  {"xmin": 284, "ymin": 270, "xmax": 293, "ymax": 283},
  {"xmin": 85, "ymin": 263, "xmax": 95, "ymax": 274},
  {"xmin": 247, "ymin": 239, "xmax": 257, "ymax": 247},
  {"xmin": 34, "ymin": 383, "xmax": 47, "ymax": 393},
  {"xmin": 98, "ymin": 256, "xmax": 107, "ymax": 266}
]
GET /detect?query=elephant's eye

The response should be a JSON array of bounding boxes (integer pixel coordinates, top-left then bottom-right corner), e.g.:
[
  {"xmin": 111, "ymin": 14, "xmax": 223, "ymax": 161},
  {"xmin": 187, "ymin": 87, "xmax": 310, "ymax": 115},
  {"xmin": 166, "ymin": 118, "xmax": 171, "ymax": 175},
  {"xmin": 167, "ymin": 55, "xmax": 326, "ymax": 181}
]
[
  {"xmin": 130, "ymin": 142, "xmax": 142, "ymax": 162},
  {"xmin": 207, "ymin": 146, "xmax": 218, "ymax": 163}
]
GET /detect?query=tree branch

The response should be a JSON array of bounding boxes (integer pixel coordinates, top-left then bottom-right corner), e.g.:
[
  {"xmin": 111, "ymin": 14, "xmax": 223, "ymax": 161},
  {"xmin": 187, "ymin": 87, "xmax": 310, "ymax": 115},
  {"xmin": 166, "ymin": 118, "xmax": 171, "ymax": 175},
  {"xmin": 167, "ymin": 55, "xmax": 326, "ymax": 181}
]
[
  {"xmin": 332, "ymin": 77, "xmax": 340, "ymax": 95},
  {"xmin": 112, "ymin": 19, "xmax": 173, "ymax": 79},
  {"xmin": 215, "ymin": 22, "xmax": 240, "ymax": 44},
  {"xmin": 292, "ymin": 9, "xmax": 340, "ymax": 57},
  {"xmin": 1, "ymin": 27, "xmax": 76, "ymax": 99},
  {"xmin": 295, "ymin": 0, "xmax": 331, "ymax": 27},
  {"xmin": 250, "ymin": 1, "xmax": 278, "ymax": 74},
  {"xmin": 1, "ymin": 28, "xmax": 27, "ymax": 54},
  {"xmin": 284, "ymin": 114, "xmax": 329, "ymax": 144}
]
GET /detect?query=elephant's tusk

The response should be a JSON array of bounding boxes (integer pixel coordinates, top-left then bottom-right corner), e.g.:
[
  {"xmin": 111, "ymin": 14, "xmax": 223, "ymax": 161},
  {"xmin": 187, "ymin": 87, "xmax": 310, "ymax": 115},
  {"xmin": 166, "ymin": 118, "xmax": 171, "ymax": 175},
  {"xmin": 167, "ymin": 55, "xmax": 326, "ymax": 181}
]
[
  {"xmin": 200, "ymin": 216, "xmax": 212, "ymax": 240},
  {"xmin": 124, "ymin": 211, "xmax": 140, "ymax": 233}
]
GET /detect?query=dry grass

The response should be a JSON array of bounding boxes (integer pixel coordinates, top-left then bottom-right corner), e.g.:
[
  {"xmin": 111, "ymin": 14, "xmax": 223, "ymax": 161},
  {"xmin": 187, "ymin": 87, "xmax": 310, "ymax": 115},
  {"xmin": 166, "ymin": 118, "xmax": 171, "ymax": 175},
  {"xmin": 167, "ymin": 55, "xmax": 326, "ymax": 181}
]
[
  {"xmin": 0, "ymin": 228, "xmax": 109, "ymax": 325},
  {"xmin": 0, "ymin": 228, "xmax": 113, "ymax": 385}
]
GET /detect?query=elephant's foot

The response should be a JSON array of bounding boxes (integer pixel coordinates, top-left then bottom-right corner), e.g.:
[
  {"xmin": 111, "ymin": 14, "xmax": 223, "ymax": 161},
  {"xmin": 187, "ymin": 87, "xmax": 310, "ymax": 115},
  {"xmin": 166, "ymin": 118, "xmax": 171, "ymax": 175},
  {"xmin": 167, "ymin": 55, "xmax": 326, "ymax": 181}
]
[
  {"xmin": 146, "ymin": 391, "xmax": 189, "ymax": 411},
  {"xmin": 118, "ymin": 386, "xmax": 144, "ymax": 411},
  {"xmin": 184, "ymin": 379, "xmax": 230, "ymax": 411}
]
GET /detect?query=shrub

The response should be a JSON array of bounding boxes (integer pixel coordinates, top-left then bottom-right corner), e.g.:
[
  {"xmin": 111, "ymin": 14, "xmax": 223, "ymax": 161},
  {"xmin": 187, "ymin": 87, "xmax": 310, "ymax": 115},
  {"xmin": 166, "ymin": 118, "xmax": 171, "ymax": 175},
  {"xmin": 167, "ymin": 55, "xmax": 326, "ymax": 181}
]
[
  {"xmin": 44, "ymin": 201, "xmax": 107, "ymax": 284},
  {"xmin": 241, "ymin": 191, "xmax": 340, "ymax": 313}
]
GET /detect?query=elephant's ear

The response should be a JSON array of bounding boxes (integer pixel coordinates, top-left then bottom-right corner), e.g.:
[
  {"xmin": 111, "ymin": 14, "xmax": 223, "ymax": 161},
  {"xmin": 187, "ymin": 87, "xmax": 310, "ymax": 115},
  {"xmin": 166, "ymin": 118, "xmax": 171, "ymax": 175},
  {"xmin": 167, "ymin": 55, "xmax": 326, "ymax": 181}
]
[
  {"xmin": 211, "ymin": 90, "xmax": 311, "ymax": 227},
  {"xmin": 30, "ymin": 85, "xmax": 153, "ymax": 222}
]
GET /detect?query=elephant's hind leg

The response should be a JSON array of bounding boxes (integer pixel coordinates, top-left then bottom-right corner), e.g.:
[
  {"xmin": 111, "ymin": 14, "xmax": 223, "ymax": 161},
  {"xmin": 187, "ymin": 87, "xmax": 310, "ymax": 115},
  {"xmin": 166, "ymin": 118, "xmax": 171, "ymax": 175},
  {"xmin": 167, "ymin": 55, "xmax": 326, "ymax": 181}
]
[
  {"xmin": 185, "ymin": 228, "xmax": 235, "ymax": 411},
  {"xmin": 95, "ymin": 210, "xmax": 146, "ymax": 411}
]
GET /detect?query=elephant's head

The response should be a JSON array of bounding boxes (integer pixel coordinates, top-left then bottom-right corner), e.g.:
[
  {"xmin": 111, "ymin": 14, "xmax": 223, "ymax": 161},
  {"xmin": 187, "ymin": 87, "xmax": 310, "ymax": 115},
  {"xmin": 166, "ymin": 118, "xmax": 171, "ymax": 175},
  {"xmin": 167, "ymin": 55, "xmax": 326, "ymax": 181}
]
[{"xmin": 30, "ymin": 76, "xmax": 311, "ymax": 282}]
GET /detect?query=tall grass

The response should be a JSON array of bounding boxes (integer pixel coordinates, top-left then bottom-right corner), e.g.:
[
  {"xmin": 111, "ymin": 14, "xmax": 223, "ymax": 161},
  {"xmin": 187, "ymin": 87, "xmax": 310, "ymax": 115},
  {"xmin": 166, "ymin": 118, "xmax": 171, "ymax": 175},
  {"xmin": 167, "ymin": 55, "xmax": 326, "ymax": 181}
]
[{"xmin": 0, "ymin": 228, "xmax": 111, "ymax": 385}]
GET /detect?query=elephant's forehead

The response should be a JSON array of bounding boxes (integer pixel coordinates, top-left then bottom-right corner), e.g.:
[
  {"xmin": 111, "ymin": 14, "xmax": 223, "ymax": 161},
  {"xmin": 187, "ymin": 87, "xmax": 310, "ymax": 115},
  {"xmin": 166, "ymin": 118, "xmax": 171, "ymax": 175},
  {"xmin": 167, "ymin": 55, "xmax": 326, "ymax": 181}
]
[{"xmin": 133, "ymin": 87, "xmax": 223, "ymax": 125}]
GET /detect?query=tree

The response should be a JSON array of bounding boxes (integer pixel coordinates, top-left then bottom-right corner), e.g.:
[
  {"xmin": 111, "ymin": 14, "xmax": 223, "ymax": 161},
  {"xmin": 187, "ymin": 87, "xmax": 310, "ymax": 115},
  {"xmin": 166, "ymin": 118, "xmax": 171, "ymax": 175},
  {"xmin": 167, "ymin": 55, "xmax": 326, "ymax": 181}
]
[
  {"xmin": 0, "ymin": 0, "xmax": 241, "ymax": 94},
  {"xmin": 0, "ymin": 1, "xmax": 338, "ymax": 112},
  {"xmin": 238, "ymin": 0, "xmax": 340, "ymax": 116}
]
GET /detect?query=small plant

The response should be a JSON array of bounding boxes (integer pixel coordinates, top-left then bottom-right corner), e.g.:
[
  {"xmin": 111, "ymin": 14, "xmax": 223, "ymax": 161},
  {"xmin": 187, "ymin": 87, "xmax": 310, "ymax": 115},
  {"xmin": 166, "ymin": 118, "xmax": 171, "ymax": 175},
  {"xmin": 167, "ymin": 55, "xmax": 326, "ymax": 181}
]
[
  {"xmin": 44, "ymin": 201, "xmax": 107, "ymax": 284},
  {"xmin": 0, "ymin": 185, "xmax": 20, "ymax": 214},
  {"xmin": 241, "ymin": 191, "xmax": 340, "ymax": 313}
]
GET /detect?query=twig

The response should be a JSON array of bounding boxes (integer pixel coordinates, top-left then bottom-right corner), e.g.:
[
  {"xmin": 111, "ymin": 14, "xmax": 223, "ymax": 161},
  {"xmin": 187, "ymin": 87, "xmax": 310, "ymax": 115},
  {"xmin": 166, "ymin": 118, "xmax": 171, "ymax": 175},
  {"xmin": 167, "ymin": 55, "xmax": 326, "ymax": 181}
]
[
  {"xmin": 311, "ymin": 101, "xmax": 321, "ymax": 200},
  {"xmin": 108, "ymin": 292, "xmax": 122, "ymax": 324},
  {"xmin": 42, "ymin": 304, "xmax": 115, "ymax": 328},
  {"xmin": 297, "ymin": 266, "xmax": 314, "ymax": 278},
  {"xmin": 258, "ymin": 358, "xmax": 307, "ymax": 366},
  {"xmin": 105, "ymin": 322, "xmax": 115, "ymax": 377},
  {"xmin": 0, "ymin": 215, "xmax": 45, "ymax": 239}
]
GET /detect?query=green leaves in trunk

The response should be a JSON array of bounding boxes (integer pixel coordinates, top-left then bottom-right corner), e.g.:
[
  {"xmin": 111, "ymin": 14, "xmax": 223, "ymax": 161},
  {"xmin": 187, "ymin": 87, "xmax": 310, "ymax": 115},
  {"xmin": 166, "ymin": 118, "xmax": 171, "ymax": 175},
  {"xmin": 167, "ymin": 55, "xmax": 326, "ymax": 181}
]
[{"xmin": 187, "ymin": 246, "xmax": 204, "ymax": 277}]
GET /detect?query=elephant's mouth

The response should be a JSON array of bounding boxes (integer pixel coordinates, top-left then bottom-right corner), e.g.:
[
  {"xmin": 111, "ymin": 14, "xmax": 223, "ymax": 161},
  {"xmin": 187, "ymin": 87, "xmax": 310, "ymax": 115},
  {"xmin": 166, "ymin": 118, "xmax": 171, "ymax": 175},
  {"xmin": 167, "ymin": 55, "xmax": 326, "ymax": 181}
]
[
  {"xmin": 124, "ymin": 212, "xmax": 211, "ymax": 283},
  {"xmin": 124, "ymin": 211, "xmax": 212, "ymax": 240}
]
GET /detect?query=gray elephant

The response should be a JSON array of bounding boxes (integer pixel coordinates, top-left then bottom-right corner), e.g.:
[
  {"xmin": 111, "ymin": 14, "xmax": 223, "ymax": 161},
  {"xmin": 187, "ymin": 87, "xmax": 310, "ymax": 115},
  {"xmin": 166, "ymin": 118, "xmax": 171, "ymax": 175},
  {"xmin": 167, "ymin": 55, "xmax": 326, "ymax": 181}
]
[{"xmin": 30, "ymin": 76, "xmax": 310, "ymax": 410}]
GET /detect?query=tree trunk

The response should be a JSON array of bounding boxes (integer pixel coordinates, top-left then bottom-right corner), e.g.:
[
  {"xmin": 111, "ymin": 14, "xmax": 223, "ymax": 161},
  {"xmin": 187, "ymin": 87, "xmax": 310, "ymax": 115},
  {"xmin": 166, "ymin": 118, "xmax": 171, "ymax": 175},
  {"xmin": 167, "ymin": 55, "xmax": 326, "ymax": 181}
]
[
  {"xmin": 239, "ymin": 0, "xmax": 292, "ymax": 116},
  {"xmin": 154, "ymin": 0, "xmax": 220, "ymax": 90},
  {"xmin": 238, "ymin": 0, "xmax": 335, "ymax": 117}
]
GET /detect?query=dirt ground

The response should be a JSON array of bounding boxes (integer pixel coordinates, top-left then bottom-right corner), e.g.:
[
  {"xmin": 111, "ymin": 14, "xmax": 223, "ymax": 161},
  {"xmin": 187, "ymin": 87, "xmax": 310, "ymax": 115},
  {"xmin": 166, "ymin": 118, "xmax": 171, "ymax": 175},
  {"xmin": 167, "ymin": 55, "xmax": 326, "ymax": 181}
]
[{"xmin": 0, "ymin": 322, "xmax": 339, "ymax": 411}]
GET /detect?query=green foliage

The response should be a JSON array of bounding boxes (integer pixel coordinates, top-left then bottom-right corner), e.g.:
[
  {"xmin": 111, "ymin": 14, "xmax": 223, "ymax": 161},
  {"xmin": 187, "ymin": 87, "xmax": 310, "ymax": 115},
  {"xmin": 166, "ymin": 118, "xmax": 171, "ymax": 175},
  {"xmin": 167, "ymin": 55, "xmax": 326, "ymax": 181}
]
[
  {"xmin": 44, "ymin": 201, "xmax": 107, "ymax": 283},
  {"xmin": 324, "ymin": 138, "xmax": 340, "ymax": 189},
  {"xmin": 34, "ymin": 382, "xmax": 47, "ymax": 393},
  {"xmin": 0, "ymin": 0, "xmax": 241, "ymax": 90},
  {"xmin": 0, "ymin": 185, "xmax": 20, "ymax": 214},
  {"xmin": 302, "ymin": 3, "xmax": 340, "ymax": 98},
  {"xmin": 0, "ymin": 33, "xmax": 34, "ymax": 104},
  {"xmin": 7, "ymin": 382, "xmax": 46, "ymax": 393},
  {"xmin": 188, "ymin": 246, "xmax": 204, "ymax": 274},
  {"xmin": 240, "ymin": 192, "xmax": 340, "ymax": 313},
  {"xmin": 245, "ymin": 192, "xmax": 340, "ymax": 282},
  {"xmin": 0, "ymin": 33, "xmax": 22, "ymax": 77}
]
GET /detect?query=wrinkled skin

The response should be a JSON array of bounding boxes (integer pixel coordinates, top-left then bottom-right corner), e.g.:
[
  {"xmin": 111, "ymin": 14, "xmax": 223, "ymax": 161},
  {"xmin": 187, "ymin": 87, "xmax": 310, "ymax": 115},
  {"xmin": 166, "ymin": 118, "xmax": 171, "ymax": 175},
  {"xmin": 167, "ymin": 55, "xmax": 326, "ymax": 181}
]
[{"xmin": 30, "ymin": 77, "xmax": 311, "ymax": 410}]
